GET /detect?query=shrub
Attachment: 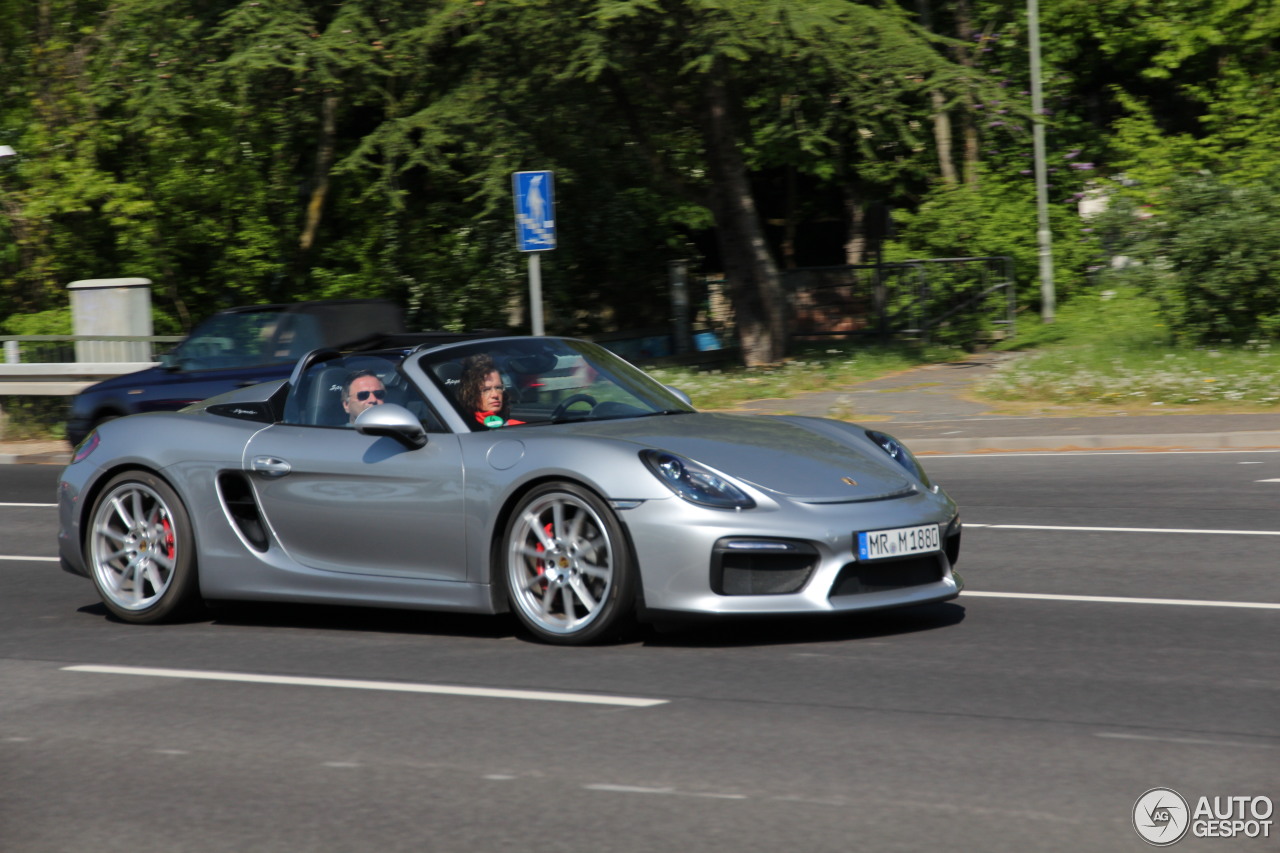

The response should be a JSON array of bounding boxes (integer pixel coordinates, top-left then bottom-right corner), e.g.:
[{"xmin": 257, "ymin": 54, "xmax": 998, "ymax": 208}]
[
  {"xmin": 884, "ymin": 173, "xmax": 1100, "ymax": 317},
  {"xmin": 1101, "ymin": 173, "xmax": 1280, "ymax": 344}
]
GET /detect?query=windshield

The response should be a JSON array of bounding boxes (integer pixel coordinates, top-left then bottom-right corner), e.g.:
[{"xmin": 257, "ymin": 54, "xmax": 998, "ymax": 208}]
[
  {"xmin": 417, "ymin": 338, "xmax": 695, "ymax": 431},
  {"xmin": 173, "ymin": 309, "xmax": 320, "ymax": 370}
]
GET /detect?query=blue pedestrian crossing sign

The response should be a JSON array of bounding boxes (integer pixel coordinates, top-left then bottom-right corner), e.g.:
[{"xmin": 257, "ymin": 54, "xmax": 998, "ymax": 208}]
[{"xmin": 513, "ymin": 170, "xmax": 556, "ymax": 252}]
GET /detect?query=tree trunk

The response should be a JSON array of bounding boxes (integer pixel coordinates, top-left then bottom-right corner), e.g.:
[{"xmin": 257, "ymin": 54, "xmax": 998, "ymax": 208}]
[
  {"xmin": 954, "ymin": 0, "xmax": 981, "ymax": 186},
  {"xmin": 299, "ymin": 91, "xmax": 340, "ymax": 255},
  {"xmin": 843, "ymin": 183, "xmax": 867, "ymax": 265},
  {"xmin": 782, "ymin": 166, "xmax": 797, "ymax": 270},
  {"xmin": 932, "ymin": 89, "xmax": 958, "ymax": 185},
  {"xmin": 917, "ymin": 1, "xmax": 957, "ymax": 185},
  {"xmin": 699, "ymin": 72, "xmax": 788, "ymax": 366}
]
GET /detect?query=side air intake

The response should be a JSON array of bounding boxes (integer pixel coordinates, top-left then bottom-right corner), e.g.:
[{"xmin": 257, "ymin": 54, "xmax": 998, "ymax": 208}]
[{"xmin": 217, "ymin": 473, "xmax": 269, "ymax": 552}]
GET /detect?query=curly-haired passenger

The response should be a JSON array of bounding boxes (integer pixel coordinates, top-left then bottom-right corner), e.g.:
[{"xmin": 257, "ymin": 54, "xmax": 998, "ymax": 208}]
[{"xmin": 458, "ymin": 354, "xmax": 524, "ymax": 428}]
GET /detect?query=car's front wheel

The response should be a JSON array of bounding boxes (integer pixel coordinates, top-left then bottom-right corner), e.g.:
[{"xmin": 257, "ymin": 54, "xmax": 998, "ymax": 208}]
[
  {"xmin": 86, "ymin": 471, "xmax": 201, "ymax": 623},
  {"xmin": 503, "ymin": 482, "xmax": 635, "ymax": 645}
]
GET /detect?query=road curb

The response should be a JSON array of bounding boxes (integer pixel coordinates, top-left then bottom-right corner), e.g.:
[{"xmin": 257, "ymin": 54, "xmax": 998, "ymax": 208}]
[
  {"xmin": 909, "ymin": 430, "xmax": 1280, "ymax": 454},
  {"xmin": 4, "ymin": 426, "xmax": 1280, "ymax": 465},
  {"xmin": 0, "ymin": 451, "xmax": 72, "ymax": 466}
]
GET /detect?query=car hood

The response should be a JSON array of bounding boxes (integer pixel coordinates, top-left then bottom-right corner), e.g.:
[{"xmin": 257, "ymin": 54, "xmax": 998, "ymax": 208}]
[{"xmin": 568, "ymin": 413, "xmax": 917, "ymax": 503}]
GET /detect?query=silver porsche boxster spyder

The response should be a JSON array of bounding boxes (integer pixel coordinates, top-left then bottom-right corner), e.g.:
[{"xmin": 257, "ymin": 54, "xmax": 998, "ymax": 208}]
[{"xmin": 57, "ymin": 336, "xmax": 962, "ymax": 644}]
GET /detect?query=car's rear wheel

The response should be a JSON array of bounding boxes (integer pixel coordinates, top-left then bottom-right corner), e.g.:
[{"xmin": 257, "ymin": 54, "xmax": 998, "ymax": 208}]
[
  {"xmin": 503, "ymin": 482, "xmax": 635, "ymax": 645},
  {"xmin": 86, "ymin": 471, "xmax": 201, "ymax": 623}
]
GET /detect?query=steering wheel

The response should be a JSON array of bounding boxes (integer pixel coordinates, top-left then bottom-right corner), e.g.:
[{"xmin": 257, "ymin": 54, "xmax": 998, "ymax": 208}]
[{"xmin": 551, "ymin": 393, "xmax": 598, "ymax": 420}]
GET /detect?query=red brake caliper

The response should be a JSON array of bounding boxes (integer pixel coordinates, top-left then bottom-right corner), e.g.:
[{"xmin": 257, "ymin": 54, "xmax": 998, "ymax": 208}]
[
  {"xmin": 534, "ymin": 521, "xmax": 554, "ymax": 591},
  {"xmin": 162, "ymin": 516, "xmax": 175, "ymax": 562}
]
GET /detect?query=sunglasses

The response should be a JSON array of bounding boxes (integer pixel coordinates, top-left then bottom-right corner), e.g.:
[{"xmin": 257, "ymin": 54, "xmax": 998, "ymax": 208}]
[{"xmin": 354, "ymin": 389, "xmax": 386, "ymax": 402}]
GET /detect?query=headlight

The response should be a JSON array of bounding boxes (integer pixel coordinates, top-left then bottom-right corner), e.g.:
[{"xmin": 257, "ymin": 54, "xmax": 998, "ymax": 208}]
[
  {"xmin": 640, "ymin": 450, "xmax": 755, "ymax": 510},
  {"xmin": 865, "ymin": 429, "xmax": 931, "ymax": 487}
]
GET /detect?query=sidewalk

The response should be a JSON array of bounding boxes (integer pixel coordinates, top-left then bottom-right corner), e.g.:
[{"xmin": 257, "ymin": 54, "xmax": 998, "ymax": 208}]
[
  {"xmin": 730, "ymin": 352, "xmax": 1280, "ymax": 453},
  {"xmin": 3, "ymin": 353, "xmax": 1280, "ymax": 464},
  {"xmin": 0, "ymin": 439, "xmax": 71, "ymax": 466}
]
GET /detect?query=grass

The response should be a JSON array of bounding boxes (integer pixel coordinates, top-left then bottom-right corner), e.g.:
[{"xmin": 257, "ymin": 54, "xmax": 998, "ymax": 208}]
[
  {"xmin": 647, "ymin": 342, "xmax": 965, "ymax": 410},
  {"xmin": 0, "ymin": 396, "xmax": 69, "ymax": 441},
  {"xmin": 978, "ymin": 287, "xmax": 1280, "ymax": 410},
  {"xmin": 651, "ymin": 286, "xmax": 1280, "ymax": 414}
]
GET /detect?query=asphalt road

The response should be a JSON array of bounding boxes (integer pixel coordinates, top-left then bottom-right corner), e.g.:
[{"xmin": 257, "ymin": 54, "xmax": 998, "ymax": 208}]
[{"xmin": 2, "ymin": 454, "xmax": 1277, "ymax": 853}]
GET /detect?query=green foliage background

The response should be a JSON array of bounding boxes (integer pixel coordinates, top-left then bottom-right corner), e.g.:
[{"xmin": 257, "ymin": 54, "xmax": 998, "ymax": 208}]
[{"xmin": 2, "ymin": 0, "xmax": 1279, "ymax": 345}]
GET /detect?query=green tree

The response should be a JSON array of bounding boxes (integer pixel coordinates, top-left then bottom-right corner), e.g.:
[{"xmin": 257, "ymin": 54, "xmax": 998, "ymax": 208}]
[
  {"xmin": 1102, "ymin": 172, "xmax": 1280, "ymax": 343},
  {"xmin": 1046, "ymin": 0, "xmax": 1280, "ymax": 188},
  {"xmin": 1, "ymin": 0, "xmax": 1092, "ymax": 356},
  {"xmin": 554, "ymin": 0, "xmax": 976, "ymax": 364}
]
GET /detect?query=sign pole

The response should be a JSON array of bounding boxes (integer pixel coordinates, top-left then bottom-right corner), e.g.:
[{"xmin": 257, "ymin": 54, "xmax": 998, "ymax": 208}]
[
  {"xmin": 1028, "ymin": 0, "xmax": 1055, "ymax": 323},
  {"xmin": 528, "ymin": 253, "xmax": 544, "ymax": 337},
  {"xmin": 512, "ymin": 170, "xmax": 556, "ymax": 337}
]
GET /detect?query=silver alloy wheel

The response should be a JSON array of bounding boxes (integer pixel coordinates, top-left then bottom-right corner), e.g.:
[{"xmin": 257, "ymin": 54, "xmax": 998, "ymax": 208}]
[
  {"xmin": 90, "ymin": 481, "xmax": 180, "ymax": 612},
  {"xmin": 507, "ymin": 488, "xmax": 616, "ymax": 638}
]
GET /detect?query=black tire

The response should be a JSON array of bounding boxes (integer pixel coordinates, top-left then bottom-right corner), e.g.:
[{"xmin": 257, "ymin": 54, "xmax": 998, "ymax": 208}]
[
  {"xmin": 503, "ymin": 482, "xmax": 636, "ymax": 645},
  {"xmin": 86, "ymin": 470, "xmax": 201, "ymax": 623}
]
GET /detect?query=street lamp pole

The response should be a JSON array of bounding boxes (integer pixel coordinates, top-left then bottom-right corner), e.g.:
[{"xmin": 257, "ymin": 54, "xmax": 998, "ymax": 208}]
[{"xmin": 1028, "ymin": 0, "xmax": 1055, "ymax": 324}]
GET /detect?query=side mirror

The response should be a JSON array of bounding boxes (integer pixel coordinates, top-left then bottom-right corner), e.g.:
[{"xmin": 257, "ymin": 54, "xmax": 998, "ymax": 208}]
[
  {"xmin": 355, "ymin": 403, "xmax": 428, "ymax": 449},
  {"xmin": 665, "ymin": 386, "xmax": 693, "ymax": 408},
  {"xmin": 159, "ymin": 352, "xmax": 181, "ymax": 371}
]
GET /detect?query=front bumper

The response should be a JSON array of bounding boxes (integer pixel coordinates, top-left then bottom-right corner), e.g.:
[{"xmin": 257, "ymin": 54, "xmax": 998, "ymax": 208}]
[{"xmin": 619, "ymin": 489, "xmax": 961, "ymax": 615}]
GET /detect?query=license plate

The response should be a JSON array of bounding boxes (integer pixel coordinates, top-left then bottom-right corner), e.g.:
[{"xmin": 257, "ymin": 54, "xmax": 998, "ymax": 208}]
[{"xmin": 857, "ymin": 523, "xmax": 941, "ymax": 561}]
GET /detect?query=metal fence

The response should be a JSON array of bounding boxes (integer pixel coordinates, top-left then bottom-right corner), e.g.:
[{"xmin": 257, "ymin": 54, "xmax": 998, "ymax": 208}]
[
  {"xmin": 784, "ymin": 256, "xmax": 1016, "ymax": 345},
  {"xmin": 2, "ymin": 334, "xmax": 184, "ymax": 365},
  {"xmin": 0, "ymin": 335, "xmax": 183, "ymax": 396}
]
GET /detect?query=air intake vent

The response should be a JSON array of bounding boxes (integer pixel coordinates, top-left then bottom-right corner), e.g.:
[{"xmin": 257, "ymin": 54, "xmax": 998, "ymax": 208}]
[
  {"xmin": 217, "ymin": 473, "xmax": 269, "ymax": 552},
  {"xmin": 829, "ymin": 554, "xmax": 943, "ymax": 597},
  {"xmin": 711, "ymin": 539, "xmax": 818, "ymax": 595}
]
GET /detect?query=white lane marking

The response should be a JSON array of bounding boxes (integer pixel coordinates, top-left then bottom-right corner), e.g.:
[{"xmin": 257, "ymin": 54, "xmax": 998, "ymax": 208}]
[
  {"xmin": 0, "ymin": 502, "xmax": 57, "ymax": 508},
  {"xmin": 0, "ymin": 555, "xmax": 59, "ymax": 562},
  {"xmin": 927, "ymin": 449, "xmax": 1280, "ymax": 458},
  {"xmin": 585, "ymin": 784, "xmax": 748, "ymax": 800},
  {"xmin": 582, "ymin": 786, "xmax": 1073, "ymax": 821},
  {"xmin": 1259, "ymin": 478, "xmax": 1280, "ymax": 483},
  {"xmin": 62, "ymin": 665, "xmax": 668, "ymax": 707},
  {"xmin": 1096, "ymin": 732, "xmax": 1277, "ymax": 750},
  {"xmin": 965, "ymin": 523, "xmax": 1280, "ymax": 536},
  {"xmin": 964, "ymin": 591, "xmax": 1280, "ymax": 610}
]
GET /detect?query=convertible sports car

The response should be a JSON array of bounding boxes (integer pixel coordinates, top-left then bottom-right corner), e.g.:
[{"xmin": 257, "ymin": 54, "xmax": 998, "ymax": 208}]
[{"xmin": 57, "ymin": 336, "xmax": 962, "ymax": 645}]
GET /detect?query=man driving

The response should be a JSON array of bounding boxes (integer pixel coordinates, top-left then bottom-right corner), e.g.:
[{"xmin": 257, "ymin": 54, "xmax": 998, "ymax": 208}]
[{"xmin": 342, "ymin": 370, "xmax": 386, "ymax": 424}]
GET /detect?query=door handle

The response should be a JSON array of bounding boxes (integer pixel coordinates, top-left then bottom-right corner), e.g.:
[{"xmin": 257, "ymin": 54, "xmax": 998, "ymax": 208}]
[{"xmin": 251, "ymin": 456, "xmax": 292, "ymax": 478}]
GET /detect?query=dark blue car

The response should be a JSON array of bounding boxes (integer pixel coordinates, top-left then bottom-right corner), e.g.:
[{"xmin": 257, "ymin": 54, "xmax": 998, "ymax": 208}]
[{"xmin": 66, "ymin": 299, "xmax": 405, "ymax": 446}]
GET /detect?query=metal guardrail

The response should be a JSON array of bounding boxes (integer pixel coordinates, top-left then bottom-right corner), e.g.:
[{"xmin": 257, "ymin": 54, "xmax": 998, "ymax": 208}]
[
  {"xmin": 0, "ymin": 335, "xmax": 182, "ymax": 396},
  {"xmin": 0, "ymin": 363, "xmax": 158, "ymax": 395}
]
